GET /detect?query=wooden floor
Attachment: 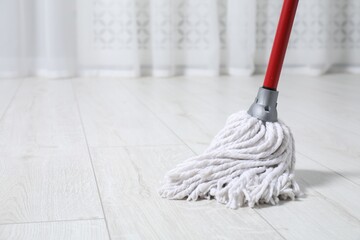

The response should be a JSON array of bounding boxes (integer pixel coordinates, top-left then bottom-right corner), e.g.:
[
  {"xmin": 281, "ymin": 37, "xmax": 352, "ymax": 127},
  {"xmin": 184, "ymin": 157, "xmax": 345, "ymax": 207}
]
[{"xmin": 0, "ymin": 74, "xmax": 359, "ymax": 240}]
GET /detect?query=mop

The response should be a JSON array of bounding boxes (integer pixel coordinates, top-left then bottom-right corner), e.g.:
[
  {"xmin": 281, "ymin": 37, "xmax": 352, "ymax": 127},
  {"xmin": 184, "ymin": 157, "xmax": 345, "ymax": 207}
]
[{"xmin": 159, "ymin": 0, "xmax": 301, "ymax": 208}]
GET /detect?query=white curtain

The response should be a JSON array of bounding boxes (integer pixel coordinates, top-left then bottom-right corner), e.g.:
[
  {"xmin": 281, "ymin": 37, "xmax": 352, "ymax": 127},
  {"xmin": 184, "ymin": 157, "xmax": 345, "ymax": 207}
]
[{"xmin": 0, "ymin": 0, "xmax": 359, "ymax": 78}]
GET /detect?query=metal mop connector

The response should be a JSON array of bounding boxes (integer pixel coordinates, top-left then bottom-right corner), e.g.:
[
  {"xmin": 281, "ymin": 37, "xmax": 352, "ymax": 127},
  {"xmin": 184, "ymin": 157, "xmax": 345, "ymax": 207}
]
[{"xmin": 247, "ymin": 87, "xmax": 279, "ymax": 122}]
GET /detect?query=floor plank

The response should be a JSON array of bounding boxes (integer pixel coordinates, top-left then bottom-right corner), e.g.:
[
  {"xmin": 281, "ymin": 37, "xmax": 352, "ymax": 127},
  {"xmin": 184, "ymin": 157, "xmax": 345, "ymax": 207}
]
[
  {"xmin": 282, "ymin": 110, "xmax": 360, "ymax": 185},
  {"xmin": 296, "ymin": 153, "xmax": 360, "ymax": 220},
  {"xmin": 0, "ymin": 78, "xmax": 86, "ymax": 148},
  {"xmin": 0, "ymin": 79, "xmax": 21, "ymax": 118},
  {"xmin": 256, "ymin": 191, "xmax": 360, "ymax": 240},
  {"xmin": 0, "ymin": 219, "xmax": 109, "ymax": 240},
  {"xmin": 121, "ymin": 77, "xmax": 241, "ymax": 148},
  {"xmin": 0, "ymin": 79, "xmax": 103, "ymax": 223},
  {"xmin": 73, "ymin": 78, "xmax": 182, "ymax": 147},
  {"xmin": 90, "ymin": 146, "xmax": 284, "ymax": 240}
]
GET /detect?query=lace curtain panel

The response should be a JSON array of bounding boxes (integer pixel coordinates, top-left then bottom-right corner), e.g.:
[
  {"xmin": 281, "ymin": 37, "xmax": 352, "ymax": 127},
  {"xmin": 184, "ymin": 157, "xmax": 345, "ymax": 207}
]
[{"xmin": 1, "ymin": 0, "xmax": 359, "ymax": 78}]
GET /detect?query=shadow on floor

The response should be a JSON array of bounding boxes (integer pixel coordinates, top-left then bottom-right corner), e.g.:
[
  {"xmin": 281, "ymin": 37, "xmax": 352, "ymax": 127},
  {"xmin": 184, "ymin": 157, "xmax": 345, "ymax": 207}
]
[
  {"xmin": 295, "ymin": 169, "xmax": 358, "ymax": 188},
  {"xmin": 256, "ymin": 169, "xmax": 359, "ymax": 209}
]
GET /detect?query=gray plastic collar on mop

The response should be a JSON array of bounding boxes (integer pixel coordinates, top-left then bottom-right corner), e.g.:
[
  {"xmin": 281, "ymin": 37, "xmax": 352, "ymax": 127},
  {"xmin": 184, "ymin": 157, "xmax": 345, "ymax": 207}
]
[{"xmin": 247, "ymin": 87, "xmax": 279, "ymax": 122}]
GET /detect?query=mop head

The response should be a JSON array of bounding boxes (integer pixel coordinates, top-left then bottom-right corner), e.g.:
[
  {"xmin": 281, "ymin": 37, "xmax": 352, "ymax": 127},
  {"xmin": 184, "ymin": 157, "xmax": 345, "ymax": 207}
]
[{"xmin": 159, "ymin": 111, "xmax": 301, "ymax": 209}]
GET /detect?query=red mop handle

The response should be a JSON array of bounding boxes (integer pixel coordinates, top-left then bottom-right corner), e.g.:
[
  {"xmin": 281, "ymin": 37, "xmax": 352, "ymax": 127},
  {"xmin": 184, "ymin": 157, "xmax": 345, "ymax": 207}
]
[{"xmin": 263, "ymin": 0, "xmax": 299, "ymax": 90}]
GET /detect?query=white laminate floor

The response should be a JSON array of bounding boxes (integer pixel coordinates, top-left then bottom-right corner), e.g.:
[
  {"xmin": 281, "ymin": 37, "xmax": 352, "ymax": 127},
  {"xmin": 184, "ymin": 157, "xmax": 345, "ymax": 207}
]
[{"xmin": 0, "ymin": 74, "xmax": 359, "ymax": 240}]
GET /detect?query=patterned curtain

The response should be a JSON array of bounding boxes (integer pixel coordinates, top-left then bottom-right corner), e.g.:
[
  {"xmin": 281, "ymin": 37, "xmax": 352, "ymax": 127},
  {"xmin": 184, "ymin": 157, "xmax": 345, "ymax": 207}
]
[{"xmin": 0, "ymin": 0, "xmax": 359, "ymax": 78}]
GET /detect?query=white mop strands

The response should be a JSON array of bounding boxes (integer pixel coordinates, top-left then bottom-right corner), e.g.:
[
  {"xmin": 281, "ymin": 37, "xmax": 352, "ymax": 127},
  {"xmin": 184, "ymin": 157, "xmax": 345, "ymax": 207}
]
[{"xmin": 159, "ymin": 111, "xmax": 301, "ymax": 209}]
